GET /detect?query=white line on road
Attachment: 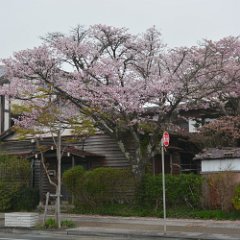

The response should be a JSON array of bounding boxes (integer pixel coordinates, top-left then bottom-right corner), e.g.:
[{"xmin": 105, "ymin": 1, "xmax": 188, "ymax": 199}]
[{"xmin": 0, "ymin": 238, "xmax": 28, "ymax": 240}]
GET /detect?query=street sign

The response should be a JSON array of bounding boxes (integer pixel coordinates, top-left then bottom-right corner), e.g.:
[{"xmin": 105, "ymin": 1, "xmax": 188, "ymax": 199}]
[
  {"xmin": 162, "ymin": 131, "xmax": 170, "ymax": 147},
  {"xmin": 161, "ymin": 131, "xmax": 169, "ymax": 234}
]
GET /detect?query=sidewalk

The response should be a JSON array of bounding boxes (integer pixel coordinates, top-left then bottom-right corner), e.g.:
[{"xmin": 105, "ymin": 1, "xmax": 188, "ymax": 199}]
[
  {"xmin": 1, "ymin": 213, "xmax": 240, "ymax": 239},
  {"xmin": 59, "ymin": 214, "xmax": 240, "ymax": 239}
]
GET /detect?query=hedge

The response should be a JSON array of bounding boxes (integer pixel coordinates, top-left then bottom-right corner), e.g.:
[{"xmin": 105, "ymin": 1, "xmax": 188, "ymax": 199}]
[
  {"xmin": 137, "ymin": 173, "xmax": 202, "ymax": 210},
  {"xmin": 0, "ymin": 155, "xmax": 39, "ymax": 211},
  {"xmin": 63, "ymin": 166, "xmax": 135, "ymax": 209}
]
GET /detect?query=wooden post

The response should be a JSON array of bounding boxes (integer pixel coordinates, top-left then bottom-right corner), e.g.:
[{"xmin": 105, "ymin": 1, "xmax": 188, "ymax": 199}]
[{"xmin": 43, "ymin": 192, "xmax": 50, "ymax": 224}]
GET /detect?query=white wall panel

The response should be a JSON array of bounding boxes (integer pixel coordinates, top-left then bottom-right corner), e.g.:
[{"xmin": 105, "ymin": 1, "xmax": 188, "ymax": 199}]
[{"xmin": 201, "ymin": 158, "xmax": 240, "ymax": 172}]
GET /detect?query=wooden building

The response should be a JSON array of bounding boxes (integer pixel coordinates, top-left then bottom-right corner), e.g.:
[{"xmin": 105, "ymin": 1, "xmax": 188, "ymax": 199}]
[
  {"xmin": 0, "ymin": 131, "xmax": 128, "ymax": 202},
  {"xmin": 0, "ymin": 128, "xmax": 200, "ymax": 202}
]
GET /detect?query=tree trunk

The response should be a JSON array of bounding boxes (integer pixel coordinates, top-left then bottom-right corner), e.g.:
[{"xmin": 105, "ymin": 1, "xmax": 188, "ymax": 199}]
[{"xmin": 130, "ymin": 147, "xmax": 148, "ymax": 182}]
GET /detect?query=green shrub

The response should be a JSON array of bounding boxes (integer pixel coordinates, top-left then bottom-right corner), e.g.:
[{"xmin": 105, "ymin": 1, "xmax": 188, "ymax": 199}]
[
  {"xmin": 137, "ymin": 173, "xmax": 202, "ymax": 210},
  {"xmin": 62, "ymin": 166, "xmax": 85, "ymax": 194},
  {"xmin": 61, "ymin": 219, "xmax": 75, "ymax": 228},
  {"xmin": 0, "ymin": 182, "xmax": 15, "ymax": 211},
  {"xmin": 0, "ymin": 155, "xmax": 32, "ymax": 211},
  {"xmin": 232, "ymin": 185, "xmax": 240, "ymax": 210},
  {"xmin": 0, "ymin": 155, "xmax": 31, "ymax": 184},
  {"xmin": 11, "ymin": 187, "xmax": 39, "ymax": 211},
  {"xmin": 62, "ymin": 166, "xmax": 86, "ymax": 206},
  {"xmin": 137, "ymin": 174, "xmax": 162, "ymax": 210},
  {"xmin": 43, "ymin": 218, "xmax": 75, "ymax": 229},
  {"xmin": 63, "ymin": 167, "xmax": 135, "ymax": 209},
  {"xmin": 173, "ymin": 173, "xmax": 202, "ymax": 209},
  {"xmin": 44, "ymin": 218, "xmax": 57, "ymax": 229}
]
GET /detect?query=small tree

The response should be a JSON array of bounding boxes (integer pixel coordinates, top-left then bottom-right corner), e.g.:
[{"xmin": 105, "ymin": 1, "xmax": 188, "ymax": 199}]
[{"xmin": 11, "ymin": 92, "xmax": 95, "ymax": 228}]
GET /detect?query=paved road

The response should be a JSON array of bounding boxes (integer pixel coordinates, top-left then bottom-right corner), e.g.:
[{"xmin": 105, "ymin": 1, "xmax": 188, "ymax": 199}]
[
  {"xmin": 0, "ymin": 232, "xmax": 179, "ymax": 240},
  {"xmin": 0, "ymin": 233, "xmax": 124, "ymax": 240}
]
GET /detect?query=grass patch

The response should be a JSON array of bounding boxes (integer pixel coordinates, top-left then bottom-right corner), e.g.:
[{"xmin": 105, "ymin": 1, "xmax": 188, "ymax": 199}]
[
  {"xmin": 43, "ymin": 218, "xmax": 57, "ymax": 229},
  {"xmin": 42, "ymin": 218, "xmax": 76, "ymax": 229},
  {"xmin": 61, "ymin": 219, "xmax": 76, "ymax": 228},
  {"xmin": 71, "ymin": 203, "xmax": 240, "ymax": 220}
]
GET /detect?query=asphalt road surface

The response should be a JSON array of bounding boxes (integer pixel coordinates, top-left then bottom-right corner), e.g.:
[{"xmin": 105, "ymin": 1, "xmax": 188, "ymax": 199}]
[{"xmin": 0, "ymin": 232, "xmax": 185, "ymax": 240}]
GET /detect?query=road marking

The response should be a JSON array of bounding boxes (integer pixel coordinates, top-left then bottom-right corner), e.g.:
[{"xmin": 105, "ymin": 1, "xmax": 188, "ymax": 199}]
[{"xmin": 0, "ymin": 238, "xmax": 29, "ymax": 240}]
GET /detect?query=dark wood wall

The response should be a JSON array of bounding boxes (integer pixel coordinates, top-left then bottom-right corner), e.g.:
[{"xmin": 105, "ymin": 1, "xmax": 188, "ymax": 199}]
[
  {"xmin": 83, "ymin": 135, "xmax": 130, "ymax": 168},
  {"xmin": 0, "ymin": 134, "xmax": 131, "ymax": 202}
]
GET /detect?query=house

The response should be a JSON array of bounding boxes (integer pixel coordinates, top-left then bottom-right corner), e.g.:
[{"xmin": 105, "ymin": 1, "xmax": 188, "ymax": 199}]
[
  {"xmin": 0, "ymin": 130, "xmax": 129, "ymax": 202},
  {"xmin": 179, "ymin": 106, "xmax": 222, "ymax": 133},
  {"xmin": 0, "ymin": 127, "xmax": 201, "ymax": 202},
  {"xmin": 194, "ymin": 147, "xmax": 240, "ymax": 210}
]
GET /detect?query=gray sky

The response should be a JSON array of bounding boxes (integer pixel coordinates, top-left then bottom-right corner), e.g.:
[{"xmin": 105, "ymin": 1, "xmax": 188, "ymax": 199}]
[{"xmin": 0, "ymin": 0, "xmax": 239, "ymax": 59}]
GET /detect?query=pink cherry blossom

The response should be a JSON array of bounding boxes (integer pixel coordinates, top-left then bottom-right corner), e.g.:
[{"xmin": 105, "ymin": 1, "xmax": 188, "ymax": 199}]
[{"xmin": 1, "ymin": 25, "xmax": 240, "ymax": 178}]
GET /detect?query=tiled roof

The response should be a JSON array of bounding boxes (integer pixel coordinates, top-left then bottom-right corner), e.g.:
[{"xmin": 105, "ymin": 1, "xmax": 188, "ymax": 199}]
[{"xmin": 194, "ymin": 147, "xmax": 240, "ymax": 160}]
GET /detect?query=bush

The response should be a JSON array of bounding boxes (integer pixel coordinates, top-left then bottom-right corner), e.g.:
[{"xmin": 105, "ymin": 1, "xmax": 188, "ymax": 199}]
[
  {"xmin": 61, "ymin": 219, "xmax": 75, "ymax": 228},
  {"xmin": 62, "ymin": 166, "xmax": 85, "ymax": 194},
  {"xmin": 44, "ymin": 218, "xmax": 57, "ymax": 229},
  {"xmin": 203, "ymin": 172, "xmax": 236, "ymax": 211},
  {"xmin": 137, "ymin": 174, "xmax": 202, "ymax": 210},
  {"xmin": 0, "ymin": 155, "xmax": 32, "ymax": 211},
  {"xmin": 11, "ymin": 187, "xmax": 39, "ymax": 211},
  {"xmin": 0, "ymin": 155, "xmax": 31, "ymax": 184},
  {"xmin": 63, "ymin": 167, "xmax": 135, "ymax": 209},
  {"xmin": 173, "ymin": 173, "xmax": 202, "ymax": 209},
  {"xmin": 86, "ymin": 167, "xmax": 135, "ymax": 207},
  {"xmin": 43, "ymin": 218, "xmax": 75, "ymax": 229},
  {"xmin": 0, "ymin": 182, "xmax": 15, "ymax": 211},
  {"xmin": 232, "ymin": 185, "xmax": 240, "ymax": 210},
  {"xmin": 62, "ymin": 166, "xmax": 86, "ymax": 206},
  {"xmin": 137, "ymin": 174, "xmax": 162, "ymax": 210}
]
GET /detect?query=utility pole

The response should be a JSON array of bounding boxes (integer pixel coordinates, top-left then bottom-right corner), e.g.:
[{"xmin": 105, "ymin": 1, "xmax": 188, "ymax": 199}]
[
  {"xmin": 56, "ymin": 130, "xmax": 61, "ymax": 229},
  {"xmin": 161, "ymin": 131, "xmax": 169, "ymax": 235},
  {"xmin": 161, "ymin": 138, "xmax": 167, "ymax": 234}
]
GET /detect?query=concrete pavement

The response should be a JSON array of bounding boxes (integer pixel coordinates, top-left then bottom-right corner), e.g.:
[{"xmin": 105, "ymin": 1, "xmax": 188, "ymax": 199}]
[
  {"xmin": 1, "ymin": 213, "xmax": 240, "ymax": 239},
  {"xmin": 57, "ymin": 214, "xmax": 240, "ymax": 239}
]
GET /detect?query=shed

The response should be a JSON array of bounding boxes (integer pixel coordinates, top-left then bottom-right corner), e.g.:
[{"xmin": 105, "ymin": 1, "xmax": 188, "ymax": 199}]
[
  {"xmin": 194, "ymin": 147, "xmax": 240, "ymax": 173},
  {"xmin": 194, "ymin": 147, "xmax": 240, "ymax": 210}
]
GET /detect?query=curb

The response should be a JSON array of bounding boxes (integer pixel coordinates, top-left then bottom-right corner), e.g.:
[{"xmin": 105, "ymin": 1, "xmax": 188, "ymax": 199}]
[
  {"xmin": 0, "ymin": 226, "xmax": 239, "ymax": 240},
  {"xmin": 66, "ymin": 227, "xmax": 240, "ymax": 240},
  {"xmin": 0, "ymin": 227, "xmax": 66, "ymax": 236}
]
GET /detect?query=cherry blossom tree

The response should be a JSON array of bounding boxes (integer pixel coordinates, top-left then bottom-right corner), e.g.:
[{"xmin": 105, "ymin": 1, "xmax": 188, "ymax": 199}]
[
  {"xmin": 1, "ymin": 25, "xmax": 240, "ymax": 180},
  {"xmin": 199, "ymin": 116, "xmax": 240, "ymax": 147}
]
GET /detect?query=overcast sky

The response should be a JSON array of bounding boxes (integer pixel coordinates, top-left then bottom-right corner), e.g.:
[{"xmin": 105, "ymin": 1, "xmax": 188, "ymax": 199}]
[{"xmin": 0, "ymin": 0, "xmax": 239, "ymax": 59}]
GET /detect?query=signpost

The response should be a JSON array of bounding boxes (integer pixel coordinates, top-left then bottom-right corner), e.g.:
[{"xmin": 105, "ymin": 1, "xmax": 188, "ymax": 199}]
[
  {"xmin": 161, "ymin": 131, "xmax": 169, "ymax": 235},
  {"xmin": 162, "ymin": 131, "xmax": 170, "ymax": 147}
]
